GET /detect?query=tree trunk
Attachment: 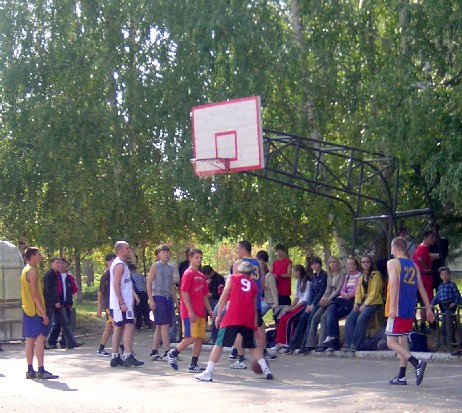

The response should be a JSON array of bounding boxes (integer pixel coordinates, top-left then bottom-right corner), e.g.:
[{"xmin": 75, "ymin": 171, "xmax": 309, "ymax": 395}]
[{"xmin": 74, "ymin": 250, "xmax": 83, "ymax": 303}]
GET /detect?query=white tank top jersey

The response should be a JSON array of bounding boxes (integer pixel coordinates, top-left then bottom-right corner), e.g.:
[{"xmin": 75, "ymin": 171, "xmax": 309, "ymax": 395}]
[{"xmin": 109, "ymin": 256, "xmax": 133, "ymax": 311}]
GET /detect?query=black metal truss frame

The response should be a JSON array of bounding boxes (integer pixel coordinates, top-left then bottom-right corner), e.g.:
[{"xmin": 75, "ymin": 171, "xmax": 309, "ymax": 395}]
[{"xmin": 246, "ymin": 129, "xmax": 433, "ymax": 255}]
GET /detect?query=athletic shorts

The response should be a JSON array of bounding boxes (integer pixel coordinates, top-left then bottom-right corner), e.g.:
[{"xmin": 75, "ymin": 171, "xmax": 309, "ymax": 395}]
[
  {"xmin": 182, "ymin": 317, "xmax": 206, "ymax": 339},
  {"xmin": 257, "ymin": 309, "xmax": 263, "ymax": 328},
  {"xmin": 22, "ymin": 313, "xmax": 48, "ymax": 338},
  {"xmin": 417, "ymin": 273, "xmax": 434, "ymax": 303},
  {"xmin": 110, "ymin": 308, "xmax": 135, "ymax": 327},
  {"xmin": 153, "ymin": 295, "xmax": 173, "ymax": 325},
  {"xmin": 216, "ymin": 325, "xmax": 256, "ymax": 349},
  {"xmin": 385, "ymin": 317, "xmax": 414, "ymax": 336}
]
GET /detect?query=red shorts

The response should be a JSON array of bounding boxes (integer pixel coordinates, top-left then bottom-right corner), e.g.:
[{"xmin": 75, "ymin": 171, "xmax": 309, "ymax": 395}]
[
  {"xmin": 385, "ymin": 317, "xmax": 414, "ymax": 335},
  {"xmin": 418, "ymin": 273, "xmax": 433, "ymax": 303}
]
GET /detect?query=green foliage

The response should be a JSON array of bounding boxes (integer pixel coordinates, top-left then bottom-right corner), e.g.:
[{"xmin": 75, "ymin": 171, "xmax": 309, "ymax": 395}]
[{"xmin": 0, "ymin": 0, "xmax": 462, "ymax": 259}]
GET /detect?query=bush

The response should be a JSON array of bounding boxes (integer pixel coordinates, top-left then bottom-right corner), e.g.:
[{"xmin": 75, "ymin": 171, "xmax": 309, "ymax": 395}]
[{"xmin": 82, "ymin": 284, "xmax": 99, "ymax": 301}]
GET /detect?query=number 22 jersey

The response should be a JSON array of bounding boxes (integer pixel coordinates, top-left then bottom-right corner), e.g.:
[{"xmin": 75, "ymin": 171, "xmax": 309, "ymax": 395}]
[
  {"xmin": 386, "ymin": 257, "xmax": 418, "ymax": 318},
  {"xmin": 221, "ymin": 274, "xmax": 258, "ymax": 330}
]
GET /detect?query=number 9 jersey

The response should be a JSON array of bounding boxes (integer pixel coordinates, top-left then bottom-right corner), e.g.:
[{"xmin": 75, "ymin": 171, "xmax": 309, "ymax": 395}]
[{"xmin": 221, "ymin": 274, "xmax": 259, "ymax": 330}]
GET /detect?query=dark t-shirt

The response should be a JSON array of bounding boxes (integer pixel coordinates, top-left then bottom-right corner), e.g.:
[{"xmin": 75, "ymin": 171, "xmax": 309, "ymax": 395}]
[
  {"xmin": 99, "ymin": 270, "xmax": 110, "ymax": 309},
  {"xmin": 178, "ymin": 260, "xmax": 190, "ymax": 283},
  {"xmin": 208, "ymin": 273, "xmax": 226, "ymax": 300}
]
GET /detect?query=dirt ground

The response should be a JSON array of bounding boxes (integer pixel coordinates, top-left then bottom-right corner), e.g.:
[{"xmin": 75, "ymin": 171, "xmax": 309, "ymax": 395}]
[{"xmin": 1, "ymin": 319, "xmax": 462, "ymax": 413}]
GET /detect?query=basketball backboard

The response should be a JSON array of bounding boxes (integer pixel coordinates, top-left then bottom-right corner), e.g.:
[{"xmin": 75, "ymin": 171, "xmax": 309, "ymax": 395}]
[{"xmin": 191, "ymin": 96, "xmax": 264, "ymax": 176}]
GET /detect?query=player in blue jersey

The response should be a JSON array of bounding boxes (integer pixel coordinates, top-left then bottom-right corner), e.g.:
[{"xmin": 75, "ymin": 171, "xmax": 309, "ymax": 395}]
[{"xmin": 385, "ymin": 237, "xmax": 434, "ymax": 386}]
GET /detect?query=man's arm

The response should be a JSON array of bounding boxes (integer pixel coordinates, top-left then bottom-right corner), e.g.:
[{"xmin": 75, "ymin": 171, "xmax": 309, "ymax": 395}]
[
  {"xmin": 415, "ymin": 267, "xmax": 435, "ymax": 323},
  {"xmin": 113, "ymin": 263, "xmax": 127, "ymax": 312},
  {"xmin": 181, "ymin": 291, "xmax": 196, "ymax": 323},
  {"xmin": 28, "ymin": 268, "xmax": 49, "ymax": 325},
  {"xmin": 146, "ymin": 264, "xmax": 156, "ymax": 311}
]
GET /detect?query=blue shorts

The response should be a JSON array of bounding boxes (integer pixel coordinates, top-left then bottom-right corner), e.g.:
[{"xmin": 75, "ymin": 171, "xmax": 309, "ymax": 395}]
[
  {"xmin": 153, "ymin": 296, "xmax": 173, "ymax": 325},
  {"xmin": 22, "ymin": 313, "xmax": 48, "ymax": 338}
]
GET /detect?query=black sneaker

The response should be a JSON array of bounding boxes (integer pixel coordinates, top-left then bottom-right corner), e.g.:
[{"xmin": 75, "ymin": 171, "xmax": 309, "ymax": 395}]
[
  {"xmin": 49, "ymin": 344, "xmax": 58, "ymax": 349},
  {"xmin": 123, "ymin": 354, "xmax": 144, "ymax": 367},
  {"xmin": 36, "ymin": 370, "xmax": 59, "ymax": 379},
  {"xmin": 110, "ymin": 355, "xmax": 124, "ymax": 367},
  {"xmin": 167, "ymin": 350, "xmax": 178, "ymax": 370},
  {"xmin": 229, "ymin": 353, "xmax": 238, "ymax": 360},
  {"xmin": 315, "ymin": 346, "xmax": 326, "ymax": 352},
  {"xmin": 96, "ymin": 349, "xmax": 110, "ymax": 357},
  {"xmin": 415, "ymin": 360, "xmax": 427, "ymax": 385},
  {"xmin": 389, "ymin": 376, "xmax": 407, "ymax": 385},
  {"xmin": 451, "ymin": 349, "xmax": 462, "ymax": 357},
  {"xmin": 26, "ymin": 371, "xmax": 37, "ymax": 379},
  {"xmin": 188, "ymin": 364, "xmax": 206, "ymax": 372}
]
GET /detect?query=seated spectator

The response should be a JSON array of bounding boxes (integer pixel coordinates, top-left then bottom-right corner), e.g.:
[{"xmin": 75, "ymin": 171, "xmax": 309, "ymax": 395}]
[
  {"xmin": 322, "ymin": 256, "xmax": 361, "ymax": 351},
  {"xmin": 431, "ymin": 266, "xmax": 461, "ymax": 346},
  {"xmin": 270, "ymin": 265, "xmax": 310, "ymax": 352},
  {"xmin": 302, "ymin": 256, "xmax": 345, "ymax": 353},
  {"xmin": 278, "ymin": 257, "xmax": 327, "ymax": 354},
  {"xmin": 342, "ymin": 256, "xmax": 383, "ymax": 352}
]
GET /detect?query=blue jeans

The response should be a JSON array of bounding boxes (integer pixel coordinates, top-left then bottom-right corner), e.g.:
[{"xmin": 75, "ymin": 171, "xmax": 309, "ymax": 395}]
[
  {"xmin": 326, "ymin": 298, "xmax": 354, "ymax": 339},
  {"xmin": 344, "ymin": 304, "xmax": 382, "ymax": 349}
]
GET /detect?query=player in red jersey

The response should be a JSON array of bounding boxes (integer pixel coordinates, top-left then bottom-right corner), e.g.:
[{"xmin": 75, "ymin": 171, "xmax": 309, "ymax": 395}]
[{"xmin": 194, "ymin": 261, "xmax": 273, "ymax": 382}]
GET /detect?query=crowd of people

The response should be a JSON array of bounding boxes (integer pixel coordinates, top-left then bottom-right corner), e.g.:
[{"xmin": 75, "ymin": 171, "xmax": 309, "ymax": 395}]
[{"xmin": 18, "ymin": 228, "xmax": 461, "ymax": 386}]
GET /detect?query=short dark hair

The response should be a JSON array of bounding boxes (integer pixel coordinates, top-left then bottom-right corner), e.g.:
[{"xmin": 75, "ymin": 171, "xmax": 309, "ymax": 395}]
[
  {"xmin": 189, "ymin": 248, "xmax": 203, "ymax": 258},
  {"xmin": 422, "ymin": 230, "xmax": 435, "ymax": 239},
  {"xmin": 238, "ymin": 240, "xmax": 251, "ymax": 254},
  {"xmin": 274, "ymin": 244, "xmax": 286, "ymax": 252},
  {"xmin": 157, "ymin": 244, "xmax": 170, "ymax": 252},
  {"xmin": 256, "ymin": 250, "xmax": 269, "ymax": 263},
  {"xmin": 311, "ymin": 256, "xmax": 322, "ymax": 266},
  {"xmin": 50, "ymin": 257, "xmax": 61, "ymax": 264},
  {"xmin": 25, "ymin": 247, "xmax": 39, "ymax": 261},
  {"xmin": 201, "ymin": 265, "xmax": 214, "ymax": 275},
  {"xmin": 438, "ymin": 266, "xmax": 451, "ymax": 275},
  {"xmin": 105, "ymin": 253, "xmax": 117, "ymax": 262}
]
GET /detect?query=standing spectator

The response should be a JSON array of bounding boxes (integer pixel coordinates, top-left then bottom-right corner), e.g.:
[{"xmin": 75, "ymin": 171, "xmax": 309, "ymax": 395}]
[
  {"xmin": 129, "ymin": 264, "xmax": 152, "ymax": 331},
  {"xmin": 257, "ymin": 250, "xmax": 278, "ymax": 317},
  {"xmin": 43, "ymin": 258, "xmax": 82, "ymax": 350},
  {"xmin": 323, "ymin": 257, "xmax": 361, "ymax": 351},
  {"xmin": 202, "ymin": 265, "xmax": 225, "ymax": 344},
  {"xmin": 167, "ymin": 249, "xmax": 214, "ymax": 372},
  {"xmin": 96, "ymin": 253, "xmax": 117, "ymax": 356},
  {"xmin": 147, "ymin": 244, "xmax": 178, "ymax": 361},
  {"xmin": 202, "ymin": 265, "xmax": 225, "ymax": 312},
  {"xmin": 397, "ymin": 227, "xmax": 416, "ymax": 259},
  {"xmin": 386, "ymin": 237, "xmax": 434, "ymax": 386},
  {"xmin": 21, "ymin": 247, "xmax": 58, "ymax": 380},
  {"xmin": 342, "ymin": 256, "xmax": 383, "ymax": 352},
  {"xmin": 413, "ymin": 230, "xmax": 438, "ymax": 332},
  {"xmin": 109, "ymin": 241, "xmax": 144, "ymax": 368},
  {"xmin": 55, "ymin": 259, "xmax": 79, "ymax": 347},
  {"xmin": 272, "ymin": 244, "xmax": 293, "ymax": 306},
  {"xmin": 178, "ymin": 248, "xmax": 191, "ymax": 284}
]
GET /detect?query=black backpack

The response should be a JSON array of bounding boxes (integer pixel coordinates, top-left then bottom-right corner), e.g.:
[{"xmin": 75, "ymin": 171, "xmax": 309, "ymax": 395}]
[{"xmin": 408, "ymin": 332, "xmax": 430, "ymax": 352}]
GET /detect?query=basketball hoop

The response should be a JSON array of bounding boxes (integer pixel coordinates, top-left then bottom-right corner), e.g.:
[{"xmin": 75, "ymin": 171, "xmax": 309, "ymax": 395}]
[{"xmin": 190, "ymin": 158, "xmax": 230, "ymax": 178}]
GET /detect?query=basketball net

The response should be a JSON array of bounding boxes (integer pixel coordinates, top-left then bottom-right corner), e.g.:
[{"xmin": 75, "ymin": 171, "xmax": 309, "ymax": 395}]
[{"xmin": 190, "ymin": 158, "xmax": 231, "ymax": 179}]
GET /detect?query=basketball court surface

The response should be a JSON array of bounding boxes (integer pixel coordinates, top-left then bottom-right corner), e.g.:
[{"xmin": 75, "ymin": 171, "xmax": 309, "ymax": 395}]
[{"xmin": 1, "ymin": 332, "xmax": 461, "ymax": 413}]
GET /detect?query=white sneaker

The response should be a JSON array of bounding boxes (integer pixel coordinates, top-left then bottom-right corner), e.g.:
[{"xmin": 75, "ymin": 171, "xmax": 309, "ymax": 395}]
[
  {"xmin": 230, "ymin": 360, "xmax": 247, "ymax": 369},
  {"xmin": 194, "ymin": 371, "xmax": 213, "ymax": 382},
  {"xmin": 263, "ymin": 367, "xmax": 274, "ymax": 380},
  {"xmin": 322, "ymin": 336, "xmax": 334, "ymax": 344}
]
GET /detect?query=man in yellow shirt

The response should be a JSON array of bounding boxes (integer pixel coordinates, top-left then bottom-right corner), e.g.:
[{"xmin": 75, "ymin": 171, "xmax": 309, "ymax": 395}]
[{"xmin": 20, "ymin": 247, "xmax": 58, "ymax": 380}]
